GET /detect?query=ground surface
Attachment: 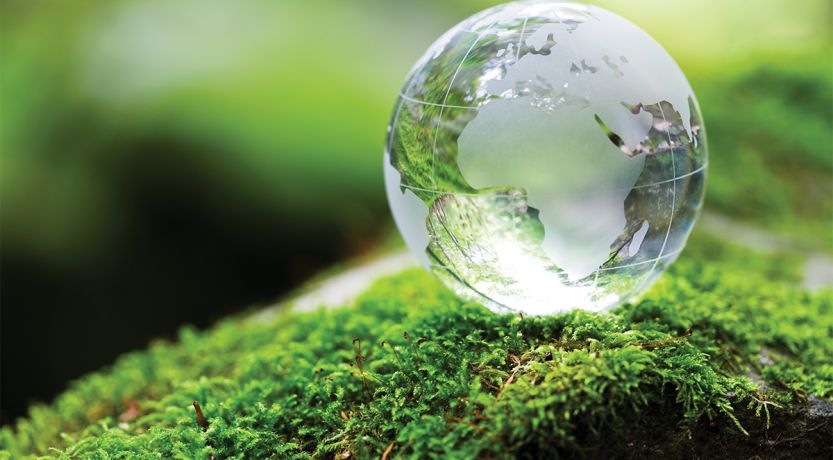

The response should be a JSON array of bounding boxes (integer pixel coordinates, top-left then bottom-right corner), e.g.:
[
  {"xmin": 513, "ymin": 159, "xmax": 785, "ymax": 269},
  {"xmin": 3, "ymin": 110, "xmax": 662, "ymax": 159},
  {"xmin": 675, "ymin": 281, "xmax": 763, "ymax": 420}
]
[{"xmin": 2, "ymin": 229, "xmax": 831, "ymax": 459}]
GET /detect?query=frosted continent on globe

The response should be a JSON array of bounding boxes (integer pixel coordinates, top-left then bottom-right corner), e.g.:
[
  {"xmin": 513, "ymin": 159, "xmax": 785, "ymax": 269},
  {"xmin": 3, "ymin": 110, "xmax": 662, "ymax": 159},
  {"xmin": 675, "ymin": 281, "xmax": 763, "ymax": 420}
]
[{"xmin": 384, "ymin": 1, "xmax": 707, "ymax": 315}]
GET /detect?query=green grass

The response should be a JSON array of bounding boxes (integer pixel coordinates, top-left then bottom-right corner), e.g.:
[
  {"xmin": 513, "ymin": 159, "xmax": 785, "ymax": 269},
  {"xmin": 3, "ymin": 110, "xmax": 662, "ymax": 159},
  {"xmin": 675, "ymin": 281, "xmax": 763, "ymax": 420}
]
[{"xmin": 2, "ymin": 233, "xmax": 830, "ymax": 459}]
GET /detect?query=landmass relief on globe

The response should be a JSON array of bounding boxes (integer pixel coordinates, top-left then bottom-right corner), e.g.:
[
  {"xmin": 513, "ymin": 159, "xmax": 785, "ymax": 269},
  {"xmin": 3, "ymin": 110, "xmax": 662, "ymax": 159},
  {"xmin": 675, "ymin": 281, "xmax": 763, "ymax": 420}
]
[{"xmin": 385, "ymin": 1, "xmax": 707, "ymax": 315}]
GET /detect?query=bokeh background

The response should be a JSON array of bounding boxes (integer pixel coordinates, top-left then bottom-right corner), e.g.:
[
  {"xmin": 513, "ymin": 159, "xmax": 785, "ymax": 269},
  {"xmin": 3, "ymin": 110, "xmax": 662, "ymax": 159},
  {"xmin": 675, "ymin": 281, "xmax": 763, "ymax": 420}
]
[{"xmin": 2, "ymin": 0, "xmax": 830, "ymax": 423}]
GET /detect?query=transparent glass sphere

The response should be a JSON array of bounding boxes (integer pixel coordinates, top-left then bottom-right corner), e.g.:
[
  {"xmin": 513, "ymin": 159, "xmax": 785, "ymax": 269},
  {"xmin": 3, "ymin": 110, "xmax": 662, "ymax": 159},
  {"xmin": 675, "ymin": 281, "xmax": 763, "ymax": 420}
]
[{"xmin": 384, "ymin": 1, "xmax": 707, "ymax": 315}]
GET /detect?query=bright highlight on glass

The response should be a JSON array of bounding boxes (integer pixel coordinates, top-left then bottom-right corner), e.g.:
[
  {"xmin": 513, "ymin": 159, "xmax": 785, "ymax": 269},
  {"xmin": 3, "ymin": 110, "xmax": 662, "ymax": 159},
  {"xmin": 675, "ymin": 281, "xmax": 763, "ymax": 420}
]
[{"xmin": 385, "ymin": 1, "xmax": 707, "ymax": 315}]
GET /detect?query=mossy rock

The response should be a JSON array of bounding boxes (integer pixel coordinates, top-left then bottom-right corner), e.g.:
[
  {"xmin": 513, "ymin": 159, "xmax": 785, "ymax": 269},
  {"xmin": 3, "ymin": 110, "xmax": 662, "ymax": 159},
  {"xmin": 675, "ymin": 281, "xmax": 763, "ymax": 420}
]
[{"xmin": 2, "ymin": 233, "xmax": 831, "ymax": 459}]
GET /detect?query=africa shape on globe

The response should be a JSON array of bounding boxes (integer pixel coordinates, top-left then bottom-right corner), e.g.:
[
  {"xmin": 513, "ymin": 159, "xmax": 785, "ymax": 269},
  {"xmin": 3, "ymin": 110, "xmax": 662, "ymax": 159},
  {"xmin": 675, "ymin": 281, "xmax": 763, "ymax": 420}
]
[{"xmin": 384, "ymin": 1, "xmax": 707, "ymax": 315}]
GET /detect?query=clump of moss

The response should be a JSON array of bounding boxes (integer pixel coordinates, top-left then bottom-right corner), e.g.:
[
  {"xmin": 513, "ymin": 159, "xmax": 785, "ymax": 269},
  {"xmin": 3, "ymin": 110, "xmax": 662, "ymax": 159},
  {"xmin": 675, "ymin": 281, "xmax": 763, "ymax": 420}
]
[{"xmin": 1, "ymin": 233, "xmax": 830, "ymax": 459}]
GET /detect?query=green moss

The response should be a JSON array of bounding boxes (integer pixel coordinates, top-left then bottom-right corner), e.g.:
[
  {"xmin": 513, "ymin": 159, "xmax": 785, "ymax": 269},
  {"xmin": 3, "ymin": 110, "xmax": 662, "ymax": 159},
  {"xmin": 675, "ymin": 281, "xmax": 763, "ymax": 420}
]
[{"xmin": 2, "ymin": 233, "xmax": 830, "ymax": 459}]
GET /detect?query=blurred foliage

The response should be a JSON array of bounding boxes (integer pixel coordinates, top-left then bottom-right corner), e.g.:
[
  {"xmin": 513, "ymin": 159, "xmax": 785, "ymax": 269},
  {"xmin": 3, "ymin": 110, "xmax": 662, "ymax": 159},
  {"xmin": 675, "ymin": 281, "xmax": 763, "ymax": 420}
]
[
  {"xmin": 693, "ymin": 59, "xmax": 832, "ymax": 247},
  {"xmin": 1, "ymin": 233, "xmax": 830, "ymax": 458},
  {"xmin": 1, "ymin": 0, "xmax": 474, "ymax": 419},
  {"xmin": 2, "ymin": 0, "xmax": 831, "ymax": 263}
]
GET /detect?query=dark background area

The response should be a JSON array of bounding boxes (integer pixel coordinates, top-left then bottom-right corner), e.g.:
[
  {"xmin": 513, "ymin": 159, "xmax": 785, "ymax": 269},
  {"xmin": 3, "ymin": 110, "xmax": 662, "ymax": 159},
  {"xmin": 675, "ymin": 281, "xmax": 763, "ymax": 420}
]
[
  {"xmin": 2, "ymin": 0, "xmax": 830, "ymax": 423},
  {"xmin": 1, "ymin": 140, "xmax": 373, "ymax": 422},
  {"xmin": 0, "ymin": 0, "xmax": 460, "ymax": 423}
]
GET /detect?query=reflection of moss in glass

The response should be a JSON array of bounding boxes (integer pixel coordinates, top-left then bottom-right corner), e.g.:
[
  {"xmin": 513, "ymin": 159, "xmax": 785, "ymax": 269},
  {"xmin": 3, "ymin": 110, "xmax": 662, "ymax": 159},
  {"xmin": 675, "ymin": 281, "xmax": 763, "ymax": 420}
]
[
  {"xmin": 402, "ymin": 32, "xmax": 481, "ymax": 107},
  {"xmin": 609, "ymin": 99, "xmax": 707, "ymax": 269},
  {"xmin": 388, "ymin": 102, "xmax": 434, "ymax": 199},
  {"xmin": 389, "ymin": 38, "xmax": 709, "ymax": 311},
  {"xmin": 388, "ymin": 100, "xmax": 478, "ymax": 200},
  {"xmin": 426, "ymin": 190, "xmax": 547, "ymax": 292}
]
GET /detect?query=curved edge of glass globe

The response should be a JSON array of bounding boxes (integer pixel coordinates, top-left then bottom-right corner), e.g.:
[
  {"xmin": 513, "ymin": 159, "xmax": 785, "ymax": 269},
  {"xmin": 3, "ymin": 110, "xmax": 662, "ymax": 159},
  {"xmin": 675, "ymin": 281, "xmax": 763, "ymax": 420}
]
[{"xmin": 384, "ymin": 0, "xmax": 708, "ymax": 315}]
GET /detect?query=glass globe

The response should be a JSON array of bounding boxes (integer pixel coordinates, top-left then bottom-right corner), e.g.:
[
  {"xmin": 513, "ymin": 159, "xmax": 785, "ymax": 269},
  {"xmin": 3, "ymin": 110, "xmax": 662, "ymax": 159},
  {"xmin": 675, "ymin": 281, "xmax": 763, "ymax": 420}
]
[{"xmin": 384, "ymin": 1, "xmax": 707, "ymax": 315}]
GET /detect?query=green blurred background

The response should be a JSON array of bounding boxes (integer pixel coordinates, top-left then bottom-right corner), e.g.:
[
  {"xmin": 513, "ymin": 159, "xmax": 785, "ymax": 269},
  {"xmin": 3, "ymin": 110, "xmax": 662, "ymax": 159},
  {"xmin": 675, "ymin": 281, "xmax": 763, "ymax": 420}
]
[{"xmin": 1, "ymin": 0, "xmax": 830, "ymax": 423}]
